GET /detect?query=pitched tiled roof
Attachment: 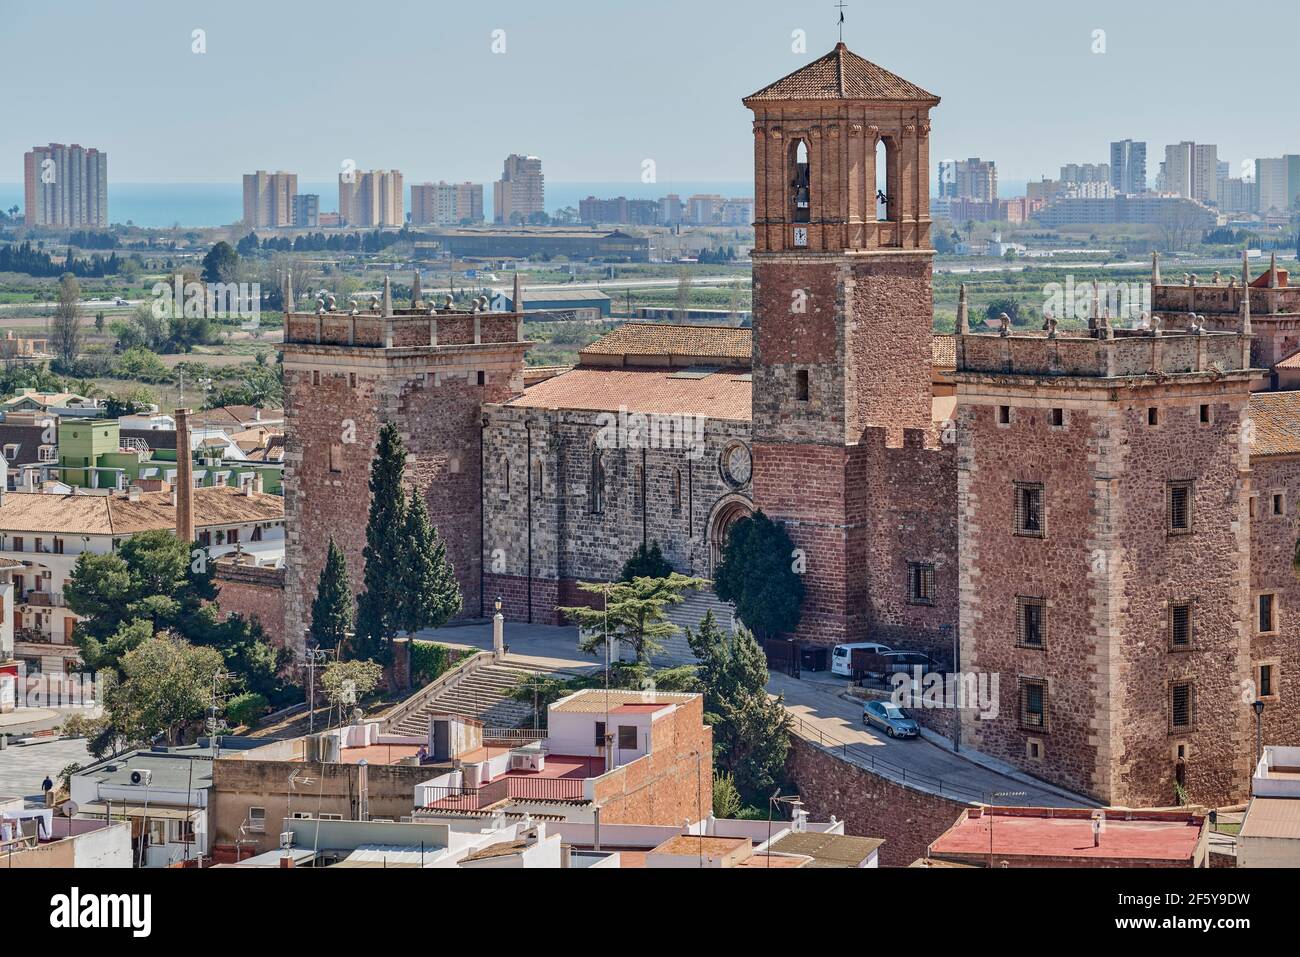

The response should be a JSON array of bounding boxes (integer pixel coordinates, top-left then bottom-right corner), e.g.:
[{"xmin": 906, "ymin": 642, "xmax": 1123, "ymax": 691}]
[
  {"xmin": 1249, "ymin": 391, "xmax": 1300, "ymax": 457},
  {"xmin": 0, "ymin": 485, "xmax": 284, "ymax": 536},
  {"xmin": 744, "ymin": 43, "xmax": 938, "ymax": 103},
  {"xmin": 549, "ymin": 689, "xmax": 696, "ymax": 714},
  {"xmin": 932, "ymin": 335, "xmax": 956, "ymax": 369},
  {"xmin": 507, "ymin": 367, "xmax": 751, "ymax": 421},
  {"xmin": 578, "ymin": 322, "xmax": 751, "ymax": 365}
]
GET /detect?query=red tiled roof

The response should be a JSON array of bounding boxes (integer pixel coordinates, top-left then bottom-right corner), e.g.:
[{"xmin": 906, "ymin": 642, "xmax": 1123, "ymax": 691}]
[
  {"xmin": 744, "ymin": 43, "xmax": 938, "ymax": 104},
  {"xmin": 508, "ymin": 367, "xmax": 751, "ymax": 420},
  {"xmin": 1249, "ymin": 391, "xmax": 1300, "ymax": 457},
  {"xmin": 578, "ymin": 322, "xmax": 751, "ymax": 364}
]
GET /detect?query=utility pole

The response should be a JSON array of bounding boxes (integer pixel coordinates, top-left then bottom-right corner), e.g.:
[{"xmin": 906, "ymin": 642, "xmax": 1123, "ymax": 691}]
[
  {"xmin": 208, "ymin": 671, "xmax": 235, "ymax": 758},
  {"xmin": 302, "ymin": 644, "xmax": 329, "ymax": 734}
]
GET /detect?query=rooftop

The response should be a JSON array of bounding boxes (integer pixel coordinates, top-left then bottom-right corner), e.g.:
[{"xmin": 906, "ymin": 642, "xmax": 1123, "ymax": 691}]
[
  {"xmin": 548, "ymin": 688, "xmax": 695, "ymax": 715},
  {"xmin": 928, "ymin": 806, "xmax": 1205, "ymax": 865},
  {"xmin": 0, "ymin": 485, "xmax": 284, "ymax": 536},
  {"xmin": 76, "ymin": 745, "xmax": 215, "ymax": 791},
  {"xmin": 1247, "ymin": 392, "xmax": 1300, "ymax": 458},
  {"xmin": 744, "ymin": 42, "xmax": 939, "ymax": 104},
  {"xmin": 769, "ymin": 831, "xmax": 884, "ymax": 867},
  {"xmin": 1239, "ymin": 798, "xmax": 1300, "ymax": 841},
  {"xmin": 506, "ymin": 366, "xmax": 751, "ymax": 420},
  {"xmin": 577, "ymin": 322, "xmax": 752, "ymax": 366}
]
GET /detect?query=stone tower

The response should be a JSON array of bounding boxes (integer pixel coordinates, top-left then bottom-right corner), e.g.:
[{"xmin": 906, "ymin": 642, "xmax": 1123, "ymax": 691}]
[
  {"xmin": 954, "ymin": 324, "xmax": 1258, "ymax": 807},
  {"xmin": 744, "ymin": 45, "xmax": 946, "ymax": 644},
  {"xmin": 280, "ymin": 286, "xmax": 529, "ymax": 653}
]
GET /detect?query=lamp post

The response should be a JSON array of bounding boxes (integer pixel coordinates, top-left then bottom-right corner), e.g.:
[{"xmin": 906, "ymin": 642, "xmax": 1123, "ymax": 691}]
[
  {"xmin": 492, "ymin": 596, "xmax": 504, "ymax": 658},
  {"xmin": 1252, "ymin": 698, "xmax": 1265, "ymax": 788}
]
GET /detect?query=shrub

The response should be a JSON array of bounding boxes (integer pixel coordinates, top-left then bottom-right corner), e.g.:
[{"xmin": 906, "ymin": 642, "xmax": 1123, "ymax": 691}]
[{"xmin": 225, "ymin": 691, "xmax": 268, "ymax": 728}]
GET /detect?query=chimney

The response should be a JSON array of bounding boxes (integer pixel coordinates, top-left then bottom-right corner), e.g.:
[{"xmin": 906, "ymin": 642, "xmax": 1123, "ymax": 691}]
[{"xmin": 175, "ymin": 408, "xmax": 195, "ymax": 543}]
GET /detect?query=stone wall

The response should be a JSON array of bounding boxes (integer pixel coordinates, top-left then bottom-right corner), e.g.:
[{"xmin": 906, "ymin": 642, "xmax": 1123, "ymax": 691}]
[
  {"xmin": 785, "ymin": 735, "xmax": 969, "ymax": 867},
  {"xmin": 214, "ymin": 563, "xmax": 286, "ymax": 644},
  {"xmin": 1248, "ymin": 456, "xmax": 1300, "ymax": 749}
]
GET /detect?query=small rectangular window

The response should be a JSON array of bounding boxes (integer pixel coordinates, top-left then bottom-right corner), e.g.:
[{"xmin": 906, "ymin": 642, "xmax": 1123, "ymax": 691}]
[
  {"xmin": 998, "ymin": 405, "xmax": 1011, "ymax": 425},
  {"xmin": 795, "ymin": 370, "xmax": 809, "ymax": 401},
  {"xmin": 248, "ymin": 807, "xmax": 266, "ymax": 833},
  {"xmin": 907, "ymin": 563, "xmax": 936, "ymax": 605},
  {"xmin": 1259, "ymin": 593, "xmax": 1277, "ymax": 634},
  {"xmin": 1014, "ymin": 482, "xmax": 1045, "ymax": 537},
  {"xmin": 1148, "ymin": 407, "xmax": 1159, "ymax": 426},
  {"xmin": 1170, "ymin": 602, "xmax": 1192, "ymax": 647},
  {"xmin": 1171, "ymin": 682, "xmax": 1193, "ymax": 732},
  {"xmin": 329, "ymin": 443, "xmax": 343, "ymax": 473},
  {"xmin": 1167, "ymin": 481, "xmax": 1193, "ymax": 534},
  {"xmin": 1020, "ymin": 679, "xmax": 1048, "ymax": 731},
  {"xmin": 349, "ymin": 372, "xmax": 357, "ymax": 388},
  {"xmin": 617, "ymin": 725, "xmax": 638, "ymax": 750},
  {"xmin": 1260, "ymin": 665, "xmax": 1274, "ymax": 698},
  {"xmin": 1273, "ymin": 493, "xmax": 1284, "ymax": 516},
  {"xmin": 1199, "ymin": 404, "xmax": 1211, "ymax": 424},
  {"xmin": 1049, "ymin": 408, "xmax": 1064, "ymax": 427},
  {"xmin": 594, "ymin": 720, "xmax": 606, "ymax": 748},
  {"xmin": 1017, "ymin": 597, "xmax": 1046, "ymax": 648},
  {"xmin": 312, "ymin": 370, "xmax": 320, "ymax": 386},
  {"xmin": 477, "ymin": 370, "xmax": 486, "ymax": 386}
]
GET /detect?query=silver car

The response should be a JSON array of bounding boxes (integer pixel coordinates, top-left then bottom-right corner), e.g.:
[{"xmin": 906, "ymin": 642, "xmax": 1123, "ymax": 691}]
[{"xmin": 862, "ymin": 700, "xmax": 920, "ymax": 738}]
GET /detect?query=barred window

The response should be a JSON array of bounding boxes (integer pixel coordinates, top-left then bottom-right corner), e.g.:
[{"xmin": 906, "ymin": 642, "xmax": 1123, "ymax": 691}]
[
  {"xmin": 1017, "ymin": 597, "xmax": 1046, "ymax": 648},
  {"xmin": 1258, "ymin": 593, "xmax": 1277, "ymax": 634},
  {"xmin": 1020, "ymin": 679, "xmax": 1048, "ymax": 731},
  {"xmin": 1260, "ymin": 665, "xmax": 1274, "ymax": 698},
  {"xmin": 908, "ymin": 563, "xmax": 936, "ymax": 605},
  {"xmin": 1167, "ymin": 481, "xmax": 1193, "ymax": 534},
  {"xmin": 1014, "ymin": 483, "xmax": 1044, "ymax": 537},
  {"xmin": 1169, "ymin": 602, "xmax": 1192, "ymax": 647},
  {"xmin": 1170, "ymin": 682, "xmax": 1193, "ymax": 732}
]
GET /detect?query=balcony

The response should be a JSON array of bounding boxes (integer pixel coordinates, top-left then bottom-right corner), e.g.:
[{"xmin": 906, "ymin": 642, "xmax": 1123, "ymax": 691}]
[{"xmin": 20, "ymin": 591, "xmax": 63, "ymax": 608}]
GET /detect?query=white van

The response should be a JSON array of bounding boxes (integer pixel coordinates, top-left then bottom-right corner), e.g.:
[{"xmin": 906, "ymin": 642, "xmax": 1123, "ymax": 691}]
[{"xmin": 830, "ymin": 642, "xmax": 892, "ymax": 677}]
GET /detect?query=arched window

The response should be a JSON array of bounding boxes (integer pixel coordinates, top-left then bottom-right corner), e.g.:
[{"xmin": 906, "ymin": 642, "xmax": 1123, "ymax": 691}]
[
  {"xmin": 673, "ymin": 469, "xmax": 683, "ymax": 516},
  {"xmin": 533, "ymin": 459, "xmax": 543, "ymax": 496},
  {"xmin": 590, "ymin": 448, "xmax": 605, "ymax": 514},
  {"xmin": 791, "ymin": 140, "xmax": 811, "ymax": 223},
  {"xmin": 503, "ymin": 456, "xmax": 510, "ymax": 495},
  {"xmin": 875, "ymin": 137, "xmax": 892, "ymax": 222}
]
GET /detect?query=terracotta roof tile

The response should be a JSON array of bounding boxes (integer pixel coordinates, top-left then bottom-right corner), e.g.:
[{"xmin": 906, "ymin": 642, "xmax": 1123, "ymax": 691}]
[
  {"xmin": 744, "ymin": 43, "xmax": 938, "ymax": 103},
  {"xmin": 0, "ymin": 485, "xmax": 283, "ymax": 536},
  {"xmin": 932, "ymin": 335, "xmax": 955, "ymax": 369},
  {"xmin": 508, "ymin": 367, "xmax": 751, "ymax": 420},
  {"xmin": 549, "ymin": 689, "xmax": 695, "ymax": 714},
  {"xmin": 578, "ymin": 322, "xmax": 751, "ymax": 364},
  {"xmin": 1249, "ymin": 391, "xmax": 1300, "ymax": 457}
]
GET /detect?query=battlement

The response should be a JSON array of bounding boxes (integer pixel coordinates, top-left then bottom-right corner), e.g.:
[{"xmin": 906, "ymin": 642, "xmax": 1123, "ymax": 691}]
[
  {"xmin": 284, "ymin": 307, "xmax": 523, "ymax": 350},
  {"xmin": 954, "ymin": 329, "xmax": 1253, "ymax": 380},
  {"xmin": 1154, "ymin": 283, "xmax": 1300, "ymax": 318},
  {"xmin": 858, "ymin": 424, "xmax": 946, "ymax": 452}
]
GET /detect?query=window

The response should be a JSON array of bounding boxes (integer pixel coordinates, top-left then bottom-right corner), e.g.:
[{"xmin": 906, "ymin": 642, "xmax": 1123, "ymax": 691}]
[
  {"xmin": 998, "ymin": 405, "xmax": 1011, "ymax": 426},
  {"xmin": 311, "ymin": 370, "xmax": 320, "ymax": 386},
  {"xmin": 349, "ymin": 372, "xmax": 357, "ymax": 388},
  {"xmin": 1017, "ymin": 597, "xmax": 1046, "ymax": 648},
  {"xmin": 1199, "ymin": 404, "xmax": 1211, "ymax": 424},
  {"xmin": 1167, "ymin": 481, "xmax": 1193, "ymax": 534},
  {"xmin": 533, "ymin": 460, "xmax": 543, "ymax": 496},
  {"xmin": 53, "ymin": 537, "xmax": 64, "ymax": 554},
  {"xmin": 617, "ymin": 725, "xmax": 638, "ymax": 750},
  {"xmin": 589, "ymin": 448, "xmax": 605, "ymax": 514},
  {"xmin": 1258, "ymin": 593, "xmax": 1277, "ymax": 634},
  {"xmin": 791, "ymin": 139, "xmax": 811, "ymax": 223},
  {"xmin": 227, "ymin": 529, "xmax": 239, "ymax": 544},
  {"xmin": 594, "ymin": 720, "xmax": 606, "ymax": 748},
  {"xmin": 673, "ymin": 470, "xmax": 683, "ymax": 516},
  {"xmin": 147, "ymin": 819, "xmax": 167, "ymax": 846},
  {"xmin": 172, "ymin": 820, "xmax": 195, "ymax": 844},
  {"xmin": 1170, "ymin": 682, "xmax": 1193, "ymax": 732},
  {"xmin": 503, "ymin": 457, "xmax": 511, "ymax": 495},
  {"xmin": 1259, "ymin": 664, "xmax": 1274, "ymax": 698},
  {"xmin": 1169, "ymin": 602, "xmax": 1192, "ymax": 648},
  {"xmin": 795, "ymin": 370, "xmax": 809, "ymax": 401},
  {"xmin": 251, "ymin": 525, "xmax": 263, "ymax": 542},
  {"xmin": 1249, "ymin": 494, "xmax": 1258, "ymax": 520},
  {"xmin": 1049, "ymin": 408, "xmax": 1064, "ymax": 428},
  {"xmin": 329, "ymin": 442, "xmax": 343, "ymax": 473},
  {"xmin": 1147, "ymin": 407, "xmax": 1159, "ymax": 426},
  {"xmin": 319, "ymin": 813, "xmax": 343, "ymax": 821},
  {"xmin": 12, "ymin": 537, "xmax": 22, "ymax": 552},
  {"xmin": 1019, "ymin": 679, "xmax": 1048, "ymax": 731},
  {"xmin": 1014, "ymin": 483, "xmax": 1044, "ymax": 537},
  {"xmin": 477, "ymin": 370, "xmax": 486, "ymax": 387},
  {"xmin": 1273, "ymin": 493, "xmax": 1285, "ymax": 517},
  {"xmin": 248, "ymin": 807, "xmax": 266, "ymax": 833},
  {"xmin": 907, "ymin": 563, "xmax": 936, "ymax": 605}
]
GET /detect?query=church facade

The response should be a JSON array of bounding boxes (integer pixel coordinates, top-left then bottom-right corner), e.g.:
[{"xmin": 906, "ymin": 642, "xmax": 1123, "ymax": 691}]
[{"xmin": 281, "ymin": 45, "xmax": 1300, "ymax": 810}]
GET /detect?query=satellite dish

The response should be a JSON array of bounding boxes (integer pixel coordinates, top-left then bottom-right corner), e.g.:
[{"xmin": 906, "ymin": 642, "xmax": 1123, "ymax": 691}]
[{"xmin": 60, "ymin": 800, "xmax": 78, "ymax": 818}]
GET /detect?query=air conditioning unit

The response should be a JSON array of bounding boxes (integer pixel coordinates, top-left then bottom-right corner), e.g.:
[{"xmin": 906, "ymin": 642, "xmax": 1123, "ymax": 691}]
[
  {"xmin": 130, "ymin": 769, "xmax": 152, "ymax": 786},
  {"xmin": 279, "ymin": 831, "xmax": 294, "ymax": 849}
]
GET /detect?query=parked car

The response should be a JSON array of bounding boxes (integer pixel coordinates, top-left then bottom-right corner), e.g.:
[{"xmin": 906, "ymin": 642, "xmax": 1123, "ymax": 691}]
[
  {"xmin": 877, "ymin": 650, "xmax": 937, "ymax": 678},
  {"xmin": 831, "ymin": 641, "xmax": 892, "ymax": 677},
  {"xmin": 862, "ymin": 700, "xmax": 919, "ymax": 738}
]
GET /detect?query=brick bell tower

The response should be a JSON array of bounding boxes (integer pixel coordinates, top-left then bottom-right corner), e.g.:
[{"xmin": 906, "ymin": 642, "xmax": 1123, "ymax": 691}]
[{"xmin": 745, "ymin": 44, "xmax": 940, "ymax": 643}]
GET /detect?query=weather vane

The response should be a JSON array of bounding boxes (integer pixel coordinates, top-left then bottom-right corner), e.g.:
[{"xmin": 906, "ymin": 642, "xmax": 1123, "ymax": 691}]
[{"xmin": 836, "ymin": 0, "xmax": 847, "ymax": 42}]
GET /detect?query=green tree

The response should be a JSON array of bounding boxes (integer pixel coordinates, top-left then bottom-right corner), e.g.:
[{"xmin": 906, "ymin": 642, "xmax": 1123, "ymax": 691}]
[
  {"xmin": 712, "ymin": 771, "xmax": 743, "ymax": 818},
  {"xmin": 712, "ymin": 511, "xmax": 804, "ymax": 640},
  {"xmin": 320, "ymin": 659, "xmax": 383, "ymax": 711},
  {"xmin": 309, "ymin": 537, "xmax": 354, "ymax": 654},
  {"xmin": 395, "ymin": 490, "xmax": 462, "ymax": 636},
  {"xmin": 984, "ymin": 296, "xmax": 1024, "ymax": 327},
  {"xmin": 225, "ymin": 691, "xmax": 268, "ymax": 728},
  {"xmin": 686, "ymin": 613, "xmax": 791, "ymax": 802},
  {"xmin": 201, "ymin": 241, "xmax": 239, "ymax": 283},
  {"xmin": 619, "ymin": 541, "xmax": 673, "ymax": 581},
  {"xmin": 557, "ymin": 573, "xmax": 707, "ymax": 665},
  {"xmin": 354, "ymin": 422, "xmax": 408, "ymax": 664},
  {"xmin": 104, "ymin": 633, "xmax": 227, "ymax": 747},
  {"xmin": 52, "ymin": 272, "xmax": 84, "ymax": 363}
]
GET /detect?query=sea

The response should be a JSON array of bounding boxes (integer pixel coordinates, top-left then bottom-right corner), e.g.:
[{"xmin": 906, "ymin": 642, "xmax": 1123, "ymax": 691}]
[
  {"xmin": 0, "ymin": 181, "xmax": 759, "ymax": 230},
  {"xmin": 0, "ymin": 178, "xmax": 1032, "ymax": 230}
]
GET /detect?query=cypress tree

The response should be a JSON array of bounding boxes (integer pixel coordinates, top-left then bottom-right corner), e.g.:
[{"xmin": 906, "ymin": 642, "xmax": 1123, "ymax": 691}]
[
  {"xmin": 354, "ymin": 421, "xmax": 407, "ymax": 664},
  {"xmin": 309, "ymin": 537, "xmax": 354, "ymax": 654},
  {"xmin": 396, "ymin": 490, "xmax": 462, "ymax": 636}
]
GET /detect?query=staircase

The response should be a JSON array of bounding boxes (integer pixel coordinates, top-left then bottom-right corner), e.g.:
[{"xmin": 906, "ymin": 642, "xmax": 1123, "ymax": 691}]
[
  {"xmin": 384, "ymin": 654, "xmax": 575, "ymax": 736},
  {"xmin": 653, "ymin": 588, "xmax": 739, "ymax": 667}
]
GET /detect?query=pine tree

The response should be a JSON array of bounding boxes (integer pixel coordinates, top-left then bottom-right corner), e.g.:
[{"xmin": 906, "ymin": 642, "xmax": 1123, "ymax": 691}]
[
  {"xmin": 309, "ymin": 538, "xmax": 354, "ymax": 654},
  {"xmin": 396, "ymin": 490, "xmax": 462, "ymax": 636},
  {"xmin": 354, "ymin": 421, "xmax": 407, "ymax": 664},
  {"xmin": 558, "ymin": 573, "xmax": 707, "ymax": 665},
  {"xmin": 619, "ymin": 541, "xmax": 673, "ymax": 581},
  {"xmin": 713, "ymin": 510, "xmax": 804, "ymax": 640}
]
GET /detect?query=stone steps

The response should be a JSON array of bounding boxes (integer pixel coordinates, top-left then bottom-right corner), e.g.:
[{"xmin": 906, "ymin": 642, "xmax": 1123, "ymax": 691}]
[
  {"xmin": 390, "ymin": 659, "xmax": 571, "ymax": 736},
  {"xmin": 652, "ymin": 588, "xmax": 739, "ymax": 667}
]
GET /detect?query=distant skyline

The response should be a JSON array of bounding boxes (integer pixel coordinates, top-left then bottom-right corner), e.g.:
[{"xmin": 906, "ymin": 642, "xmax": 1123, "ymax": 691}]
[{"xmin": 6, "ymin": 0, "xmax": 1300, "ymax": 188}]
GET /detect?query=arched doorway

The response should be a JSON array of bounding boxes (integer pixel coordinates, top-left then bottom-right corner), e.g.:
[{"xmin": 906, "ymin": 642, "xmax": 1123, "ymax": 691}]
[{"xmin": 708, "ymin": 495, "xmax": 754, "ymax": 573}]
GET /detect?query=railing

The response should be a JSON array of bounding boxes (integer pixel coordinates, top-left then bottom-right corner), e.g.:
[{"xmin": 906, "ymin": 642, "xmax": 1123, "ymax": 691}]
[
  {"xmin": 380, "ymin": 650, "xmax": 484, "ymax": 731},
  {"xmin": 483, "ymin": 729, "xmax": 546, "ymax": 747},
  {"xmin": 418, "ymin": 774, "xmax": 586, "ymax": 811},
  {"xmin": 787, "ymin": 714, "xmax": 992, "ymax": 806},
  {"xmin": 504, "ymin": 776, "xmax": 586, "ymax": 802},
  {"xmin": 21, "ymin": 591, "xmax": 62, "ymax": 608}
]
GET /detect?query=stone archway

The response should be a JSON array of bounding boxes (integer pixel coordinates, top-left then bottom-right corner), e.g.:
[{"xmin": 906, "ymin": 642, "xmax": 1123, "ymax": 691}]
[{"xmin": 708, "ymin": 495, "xmax": 754, "ymax": 573}]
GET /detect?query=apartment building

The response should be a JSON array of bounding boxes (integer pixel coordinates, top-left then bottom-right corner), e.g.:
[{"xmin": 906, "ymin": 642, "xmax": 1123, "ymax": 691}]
[
  {"xmin": 411, "ymin": 181, "xmax": 484, "ymax": 226},
  {"xmin": 1109, "ymin": 139, "xmax": 1147, "ymax": 193},
  {"xmin": 339, "ymin": 169, "xmax": 404, "ymax": 227},
  {"xmin": 241, "ymin": 171, "xmax": 298, "ymax": 228},
  {"xmin": 493, "ymin": 154, "xmax": 544, "ymax": 224},
  {"xmin": 23, "ymin": 143, "xmax": 108, "ymax": 228}
]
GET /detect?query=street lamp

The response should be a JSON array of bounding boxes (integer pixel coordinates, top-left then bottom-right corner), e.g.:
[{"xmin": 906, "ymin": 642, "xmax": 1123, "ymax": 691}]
[
  {"xmin": 1252, "ymin": 698, "xmax": 1266, "ymax": 770},
  {"xmin": 495, "ymin": 596, "xmax": 502, "ymax": 615}
]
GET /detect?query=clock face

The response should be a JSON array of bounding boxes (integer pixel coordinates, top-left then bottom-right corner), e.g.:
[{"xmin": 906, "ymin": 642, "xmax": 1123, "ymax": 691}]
[
  {"xmin": 720, "ymin": 442, "xmax": 753, "ymax": 489},
  {"xmin": 793, "ymin": 227, "xmax": 808, "ymax": 247}
]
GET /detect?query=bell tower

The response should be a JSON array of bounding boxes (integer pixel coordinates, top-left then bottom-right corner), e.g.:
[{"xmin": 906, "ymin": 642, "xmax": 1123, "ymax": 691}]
[{"xmin": 745, "ymin": 44, "xmax": 942, "ymax": 643}]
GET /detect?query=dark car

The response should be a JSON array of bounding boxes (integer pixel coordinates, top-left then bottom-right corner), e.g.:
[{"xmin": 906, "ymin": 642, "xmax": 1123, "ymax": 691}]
[{"xmin": 862, "ymin": 700, "xmax": 920, "ymax": 738}]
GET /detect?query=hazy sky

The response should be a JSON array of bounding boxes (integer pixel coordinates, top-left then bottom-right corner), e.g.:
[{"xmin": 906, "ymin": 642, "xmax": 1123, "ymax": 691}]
[{"xmin": 5, "ymin": 0, "xmax": 1298, "ymax": 186}]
